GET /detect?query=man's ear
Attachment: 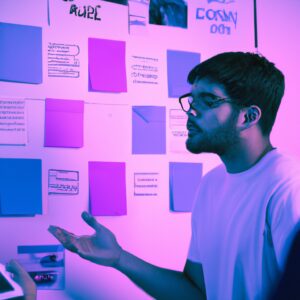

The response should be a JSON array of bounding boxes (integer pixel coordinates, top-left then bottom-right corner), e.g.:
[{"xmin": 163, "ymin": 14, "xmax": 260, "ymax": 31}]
[{"xmin": 238, "ymin": 105, "xmax": 262, "ymax": 130}]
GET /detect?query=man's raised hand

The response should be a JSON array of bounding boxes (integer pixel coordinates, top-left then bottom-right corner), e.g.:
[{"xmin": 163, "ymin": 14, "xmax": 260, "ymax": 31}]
[{"xmin": 48, "ymin": 211, "xmax": 123, "ymax": 267}]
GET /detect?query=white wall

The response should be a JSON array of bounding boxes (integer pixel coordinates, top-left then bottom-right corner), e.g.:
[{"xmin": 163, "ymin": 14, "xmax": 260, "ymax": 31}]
[{"xmin": 1, "ymin": 0, "xmax": 296, "ymax": 299}]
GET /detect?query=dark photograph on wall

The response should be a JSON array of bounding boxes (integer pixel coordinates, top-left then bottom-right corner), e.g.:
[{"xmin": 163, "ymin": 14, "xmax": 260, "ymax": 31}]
[
  {"xmin": 103, "ymin": 0, "xmax": 128, "ymax": 5},
  {"xmin": 149, "ymin": 0, "xmax": 188, "ymax": 28}
]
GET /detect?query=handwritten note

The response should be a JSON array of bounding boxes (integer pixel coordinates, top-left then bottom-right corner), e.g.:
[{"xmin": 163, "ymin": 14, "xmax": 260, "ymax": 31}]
[
  {"xmin": 0, "ymin": 98, "xmax": 27, "ymax": 145},
  {"xmin": 48, "ymin": 43, "xmax": 80, "ymax": 78},
  {"xmin": 169, "ymin": 109, "xmax": 188, "ymax": 153},
  {"xmin": 134, "ymin": 172, "xmax": 159, "ymax": 196},
  {"xmin": 48, "ymin": 169, "xmax": 79, "ymax": 195},
  {"xmin": 130, "ymin": 55, "xmax": 159, "ymax": 85}
]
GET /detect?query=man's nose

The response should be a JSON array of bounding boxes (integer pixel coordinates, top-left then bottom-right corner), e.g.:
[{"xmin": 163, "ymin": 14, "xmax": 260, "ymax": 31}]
[{"xmin": 188, "ymin": 103, "xmax": 201, "ymax": 117}]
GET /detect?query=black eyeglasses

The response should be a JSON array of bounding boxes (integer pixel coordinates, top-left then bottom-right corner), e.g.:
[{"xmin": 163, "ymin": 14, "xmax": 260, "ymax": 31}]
[{"xmin": 179, "ymin": 92, "xmax": 236, "ymax": 113}]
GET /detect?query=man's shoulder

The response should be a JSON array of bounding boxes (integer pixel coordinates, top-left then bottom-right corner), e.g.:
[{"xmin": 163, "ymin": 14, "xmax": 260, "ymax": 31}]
[
  {"xmin": 203, "ymin": 164, "xmax": 226, "ymax": 178},
  {"xmin": 200, "ymin": 164, "xmax": 226, "ymax": 185},
  {"xmin": 268, "ymin": 150, "xmax": 300, "ymax": 180}
]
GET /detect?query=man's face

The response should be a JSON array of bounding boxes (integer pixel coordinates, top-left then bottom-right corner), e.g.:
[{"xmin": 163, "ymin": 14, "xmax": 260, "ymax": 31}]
[{"xmin": 185, "ymin": 78, "xmax": 240, "ymax": 155}]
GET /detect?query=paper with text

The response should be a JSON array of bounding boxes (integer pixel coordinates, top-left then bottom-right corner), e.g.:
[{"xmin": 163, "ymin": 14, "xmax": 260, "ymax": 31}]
[
  {"xmin": 48, "ymin": 169, "xmax": 79, "ymax": 195},
  {"xmin": 0, "ymin": 98, "xmax": 27, "ymax": 145},
  {"xmin": 134, "ymin": 172, "xmax": 159, "ymax": 196}
]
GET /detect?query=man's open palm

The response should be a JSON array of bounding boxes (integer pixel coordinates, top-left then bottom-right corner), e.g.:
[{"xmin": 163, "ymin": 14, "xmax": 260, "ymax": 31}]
[{"xmin": 48, "ymin": 211, "xmax": 122, "ymax": 267}]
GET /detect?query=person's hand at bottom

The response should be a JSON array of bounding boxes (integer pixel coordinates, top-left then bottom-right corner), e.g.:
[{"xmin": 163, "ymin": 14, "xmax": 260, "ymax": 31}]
[
  {"xmin": 6, "ymin": 259, "xmax": 37, "ymax": 300},
  {"xmin": 48, "ymin": 211, "xmax": 123, "ymax": 267}
]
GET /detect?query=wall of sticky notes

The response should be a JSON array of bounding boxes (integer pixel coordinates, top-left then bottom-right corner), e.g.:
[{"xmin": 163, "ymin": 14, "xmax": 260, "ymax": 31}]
[{"xmin": 1, "ymin": 0, "xmax": 299, "ymax": 299}]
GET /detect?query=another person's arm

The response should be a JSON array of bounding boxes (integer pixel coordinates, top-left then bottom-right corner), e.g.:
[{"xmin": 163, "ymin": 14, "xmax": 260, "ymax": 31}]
[
  {"xmin": 48, "ymin": 211, "xmax": 206, "ymax": 299},
  {"xmin": 6, "ymin": 259, "xmax": 37, "ymax": 300}
]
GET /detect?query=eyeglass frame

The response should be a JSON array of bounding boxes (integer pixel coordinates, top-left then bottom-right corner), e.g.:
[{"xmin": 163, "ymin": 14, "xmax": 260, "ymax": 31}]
[{"xmin": 178, "ymin": 92, "xmax": 238, "ymax": 113}]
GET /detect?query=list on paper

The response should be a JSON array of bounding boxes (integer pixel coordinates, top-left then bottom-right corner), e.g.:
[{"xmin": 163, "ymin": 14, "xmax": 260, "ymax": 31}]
[
  {"xmin": 130, "ymin": 55, "xmax": 159, "ymax": 85},
  {"xmin": 48, "ymin": 42, "xmax": 80, "ymax": 78},
  {"xmin": 0, "ymin": 98, "xmax": 27, "ymax": 145},
  {"xmin": 134, "ymin": 172, "xmax": 159, "ymax": 196},
  {"xmin": 48, "ymin": 169, "xmax": 79, "ymax": 195},
  {"xmin": 169, "ymin": 109, "xmax": 188, "ymax": 153}
]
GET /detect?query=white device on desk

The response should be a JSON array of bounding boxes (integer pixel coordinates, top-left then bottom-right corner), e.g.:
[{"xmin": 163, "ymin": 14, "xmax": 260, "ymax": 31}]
[{"xmin": 0, "ymin": 263, "xmax": 23, "ymax": 299}]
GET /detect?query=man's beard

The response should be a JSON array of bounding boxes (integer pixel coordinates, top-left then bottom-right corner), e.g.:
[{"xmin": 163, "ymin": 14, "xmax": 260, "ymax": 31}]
[{"xmin": 186, "ymin": 113, "xmax": 239, "ymax": 156}]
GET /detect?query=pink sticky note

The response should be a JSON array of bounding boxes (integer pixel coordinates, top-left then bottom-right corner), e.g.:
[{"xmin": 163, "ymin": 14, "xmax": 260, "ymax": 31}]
[
  {"xmin": 88, "ymin": 161, "xmax": 127, "ymax": 216},
  {"xmin": 88, "ymin": 38, "xmax": 127, "ymax": 93},
  {"xmin": 44, "ymin": 98, "xmax": 84, "ymax": 148}
]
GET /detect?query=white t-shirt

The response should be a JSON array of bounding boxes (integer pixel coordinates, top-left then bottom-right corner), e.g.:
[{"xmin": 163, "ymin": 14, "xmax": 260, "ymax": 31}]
[{"xmin": 188, "ymin": 149, "xmax": 300, "ymax": 300}]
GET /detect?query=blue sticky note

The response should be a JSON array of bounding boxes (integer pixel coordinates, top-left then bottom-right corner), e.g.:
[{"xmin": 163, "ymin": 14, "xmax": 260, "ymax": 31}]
[
  {"xmin": 0, "ymin": 158, "xmax": 42, "ymax": 216},
  {"xmin": 167, "ymin": 50, "xmax": 200, "ymax": 98},
  {"xmin": 0, "ymin": 22, "xmax": 43, "ymax": 84},
  {"xmin": 169, "ymin": 162, "xmax": 202, "ymax": 212},
  {"xmin": 132, "ymin": 106, "xmax": 166, "ymax": 154}
]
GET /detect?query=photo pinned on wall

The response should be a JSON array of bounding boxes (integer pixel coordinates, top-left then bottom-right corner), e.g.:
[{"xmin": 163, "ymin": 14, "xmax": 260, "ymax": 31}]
[
  {"xmin": 17, "ymin": 245, "xmax": 65, "ymax": 290},
  {"xmin": 0, "ymin": 98, "xmax": 27, "ymax": 145},
  {"xmin": 134, "ymin": 172, "xmax": 159, "ymax": 196},
  {"xmin": 48, "ymin": 169, "xmax": 79, "ymax": 195},
  {"xmin": 149, "ymin": 0, "xmax": 188, "ymax": 28},
  {"xmin": 103, "ymin": 0, "xmax": 129, "ymax": 5},
  {"xmin": 48, "ymin": 42, "xmax": 80, "ymax": 78},
  {"xmin": 128, "ymin": 0, "xmax": 150, "ymax": 35}
]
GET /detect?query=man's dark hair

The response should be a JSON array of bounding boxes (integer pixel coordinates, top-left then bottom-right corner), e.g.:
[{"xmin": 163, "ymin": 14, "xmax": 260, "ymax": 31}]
[{"xmin": 187, "ymin": 52, "xmax": 285, "ymax": 136}]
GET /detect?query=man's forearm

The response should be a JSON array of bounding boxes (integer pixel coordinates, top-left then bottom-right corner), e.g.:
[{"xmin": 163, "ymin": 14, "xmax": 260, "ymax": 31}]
[{"xmin": 114, "ymin": 250, "xmax": 205, "ymax": 300}]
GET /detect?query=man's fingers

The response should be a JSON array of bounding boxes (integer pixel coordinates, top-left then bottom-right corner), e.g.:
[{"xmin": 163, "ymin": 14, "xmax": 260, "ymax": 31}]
[
  {"xmin": 81, "ymin": 211, "xmax": 103, "ymax": 231},
  {"xmin": 48, "ymin": 226, "xmax": 79, "ymax": 253}
]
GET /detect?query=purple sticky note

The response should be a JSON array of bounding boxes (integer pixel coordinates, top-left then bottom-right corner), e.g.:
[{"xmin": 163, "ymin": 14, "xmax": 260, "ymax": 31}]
[
  {"xmin": 88, "ymin": 38, "xmax": 127, "ymax": 93},
  {"xmin": 44, "ymin": 98, "xmax": 84, "ymax": 148},
  {"xmin": 169, "ymin": 162, "xmax": 202, "ymax": 212},
  {"xmin": 88, "ymin": 161, "xmax": 127, "ymax": 216}
]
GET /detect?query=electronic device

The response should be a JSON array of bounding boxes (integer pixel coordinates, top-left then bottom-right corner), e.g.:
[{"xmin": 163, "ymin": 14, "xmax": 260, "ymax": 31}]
[{"xmin": 0, "ymin": 263, "xmax": 23, "ymax": 299}]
